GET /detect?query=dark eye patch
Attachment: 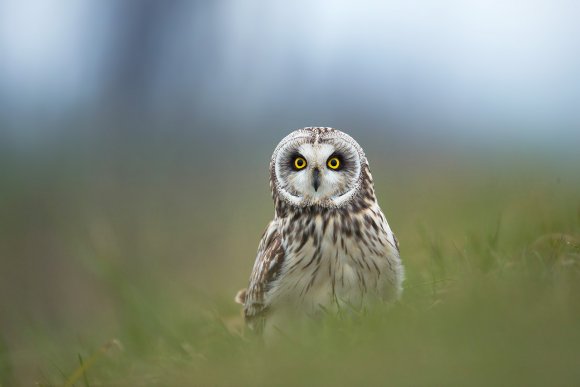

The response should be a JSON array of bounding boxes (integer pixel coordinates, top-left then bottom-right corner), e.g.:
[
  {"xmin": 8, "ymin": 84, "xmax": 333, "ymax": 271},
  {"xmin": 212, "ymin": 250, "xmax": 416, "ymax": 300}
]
[
  {"xmin": 285, "ymin": 152, "xmax": 307, "ymax": 171},
  {"xmin": 327, "ymin": 152, "xmax": 347, "ymax": 170}
]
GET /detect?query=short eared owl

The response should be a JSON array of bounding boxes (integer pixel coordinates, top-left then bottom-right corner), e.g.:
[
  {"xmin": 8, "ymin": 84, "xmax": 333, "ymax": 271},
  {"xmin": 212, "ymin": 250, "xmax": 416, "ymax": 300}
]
[{"xmin": 236, "ymin": 127, "xmax": 403, "ymax": 334}]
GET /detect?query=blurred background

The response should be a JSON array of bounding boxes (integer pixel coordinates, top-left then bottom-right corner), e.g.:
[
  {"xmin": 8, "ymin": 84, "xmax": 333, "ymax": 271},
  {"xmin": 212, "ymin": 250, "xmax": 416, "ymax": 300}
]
[{"xmin": 1, "ymin": 0, "xmax": 579, "ymax": 384}]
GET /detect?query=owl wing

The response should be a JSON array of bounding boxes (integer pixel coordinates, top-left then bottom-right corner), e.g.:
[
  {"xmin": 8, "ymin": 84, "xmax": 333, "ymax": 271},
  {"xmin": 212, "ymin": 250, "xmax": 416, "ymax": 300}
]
[{"xmin": 239, "ymin": 220, "xmax": 285, "ymax": 331}]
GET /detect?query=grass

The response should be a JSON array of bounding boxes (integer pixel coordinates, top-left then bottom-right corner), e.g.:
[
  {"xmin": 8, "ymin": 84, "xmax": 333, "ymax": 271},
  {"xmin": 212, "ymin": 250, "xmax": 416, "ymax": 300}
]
[{"xmin": 1, "ymin": 150, "xmax": 579, "ymax": 386}]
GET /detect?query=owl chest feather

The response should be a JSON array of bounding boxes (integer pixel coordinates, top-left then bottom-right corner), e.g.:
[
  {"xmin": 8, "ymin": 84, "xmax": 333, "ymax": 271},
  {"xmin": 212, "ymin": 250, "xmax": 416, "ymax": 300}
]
[{"xmin": 270, "ymin": 205, "xmax": 401, "ymax": 314}]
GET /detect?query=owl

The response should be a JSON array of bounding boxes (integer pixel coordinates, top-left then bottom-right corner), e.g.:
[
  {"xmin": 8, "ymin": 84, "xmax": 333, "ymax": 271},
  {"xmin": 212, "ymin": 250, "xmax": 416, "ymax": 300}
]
[{"xmin": 235, "ymin": 127, "xmax": 403, "ymax": 335}]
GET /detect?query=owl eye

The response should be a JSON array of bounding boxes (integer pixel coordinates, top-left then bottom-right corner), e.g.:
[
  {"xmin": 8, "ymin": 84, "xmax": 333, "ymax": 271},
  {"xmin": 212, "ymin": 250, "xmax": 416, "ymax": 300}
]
[
  {"xmin": 327, "ymin": 156, "xmax": 341, "ymax": 170},
  {"xmin": 293, "ymin": 156, "xmax": 307, "ymax": 170}
]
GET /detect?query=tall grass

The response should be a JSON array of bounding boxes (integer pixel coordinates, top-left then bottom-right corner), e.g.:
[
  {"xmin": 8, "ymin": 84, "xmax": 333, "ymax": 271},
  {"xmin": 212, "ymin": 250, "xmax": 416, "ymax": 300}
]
[{"xmin": 1, "ymin": 147, "xmax": 579, "ymax": 386}]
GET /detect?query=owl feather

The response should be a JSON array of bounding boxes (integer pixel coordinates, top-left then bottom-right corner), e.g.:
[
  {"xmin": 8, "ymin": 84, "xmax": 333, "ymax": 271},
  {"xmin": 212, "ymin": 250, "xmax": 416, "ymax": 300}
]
[{"xmin": 236, "ymin": 127, "xmax": 404, "ymax": 335}]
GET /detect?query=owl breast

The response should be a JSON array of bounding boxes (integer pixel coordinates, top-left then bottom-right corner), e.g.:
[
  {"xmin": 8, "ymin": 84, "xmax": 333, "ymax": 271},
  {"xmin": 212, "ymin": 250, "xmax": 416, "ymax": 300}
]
[{"xmin": 268, "ymin": 204, "xmax": 403, "ymax": 318}]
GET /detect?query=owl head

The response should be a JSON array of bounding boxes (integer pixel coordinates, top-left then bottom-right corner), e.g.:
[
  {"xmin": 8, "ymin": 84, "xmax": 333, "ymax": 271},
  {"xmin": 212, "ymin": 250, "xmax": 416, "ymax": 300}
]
[{"xmin": 270, "ymin": 127, "xmax": 371, "ymax": 208}]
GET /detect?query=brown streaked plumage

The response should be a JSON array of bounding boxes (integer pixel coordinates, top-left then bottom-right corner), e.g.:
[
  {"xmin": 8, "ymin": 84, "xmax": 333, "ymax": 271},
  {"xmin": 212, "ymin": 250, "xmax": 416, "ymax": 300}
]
[{"xmin": 236, "ymin": 127, "xmax": 404, "ymax": 335}]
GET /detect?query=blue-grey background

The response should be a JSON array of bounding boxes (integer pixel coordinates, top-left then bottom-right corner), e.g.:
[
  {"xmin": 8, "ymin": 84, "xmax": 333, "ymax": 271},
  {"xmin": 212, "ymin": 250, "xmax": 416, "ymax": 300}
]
[{"xmin": 1, "ymin": 1, "xmax": 579, "ymax": 147}]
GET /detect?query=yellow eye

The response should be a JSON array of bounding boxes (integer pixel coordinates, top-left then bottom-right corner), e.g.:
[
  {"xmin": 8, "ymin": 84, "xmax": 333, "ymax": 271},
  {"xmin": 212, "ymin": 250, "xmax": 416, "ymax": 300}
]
[
  {"xmin": 294, "ymin": 156, "xmax": 307, "ymax": 170},
  {"xmin": 327, "ymin": 157, "xmax": 341, "ymax": 170}
]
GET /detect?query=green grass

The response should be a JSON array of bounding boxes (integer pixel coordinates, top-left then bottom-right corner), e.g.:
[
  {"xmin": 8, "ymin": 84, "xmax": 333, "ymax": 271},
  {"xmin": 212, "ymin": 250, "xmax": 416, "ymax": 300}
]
[
  {"xmin": 35, "ymin": 230, "xmax": 580, "ymax": 387},
  {"xmin": 1, "ymin": 153, "xmax": 580, "ymax": 386}
]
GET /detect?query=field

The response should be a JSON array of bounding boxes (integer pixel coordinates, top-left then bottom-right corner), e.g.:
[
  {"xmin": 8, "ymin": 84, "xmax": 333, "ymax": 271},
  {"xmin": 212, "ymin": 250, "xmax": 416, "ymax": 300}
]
[{"xmin": 1, "ymin": 140, "xmax": 579, "ymax": 386}]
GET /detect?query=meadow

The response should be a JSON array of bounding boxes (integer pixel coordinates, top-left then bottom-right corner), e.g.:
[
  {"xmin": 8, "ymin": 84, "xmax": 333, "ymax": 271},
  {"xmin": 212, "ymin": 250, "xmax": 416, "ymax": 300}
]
[{"xmin": 1, "ymin": 138, "xmax": 579, "ymax": 386}]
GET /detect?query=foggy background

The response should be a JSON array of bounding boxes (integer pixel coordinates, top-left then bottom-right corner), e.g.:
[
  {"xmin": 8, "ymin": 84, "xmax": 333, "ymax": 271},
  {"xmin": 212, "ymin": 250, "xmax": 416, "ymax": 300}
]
[
  {"xmin": 1, "ymin": 1, "xmax": 579, "ymax": 379},
  {"xmin": 1, "ymin": 1, "xmax": 579, "ymax": 146}
]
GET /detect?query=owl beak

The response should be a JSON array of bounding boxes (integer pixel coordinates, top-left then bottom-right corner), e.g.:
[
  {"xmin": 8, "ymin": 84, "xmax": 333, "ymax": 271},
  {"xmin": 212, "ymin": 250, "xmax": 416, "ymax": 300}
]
[{"xmin": 312, "ymin": 168, "xmax": 321, "ymax": 192}]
